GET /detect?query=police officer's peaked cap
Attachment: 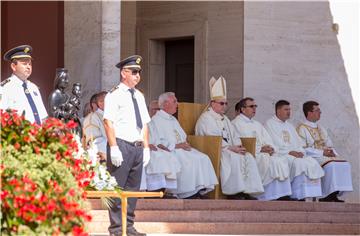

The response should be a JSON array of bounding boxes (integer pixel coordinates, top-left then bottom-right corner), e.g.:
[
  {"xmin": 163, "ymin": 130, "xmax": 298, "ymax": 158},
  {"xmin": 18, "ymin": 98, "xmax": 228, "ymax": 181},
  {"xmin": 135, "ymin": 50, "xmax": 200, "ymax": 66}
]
[
  {"xmin": 116, "ymin": 55, "xmax": 142, "ymax": 70},
  {"xmin": 3, "ymin": 45, "xmax": 33, "ymax": 61}
]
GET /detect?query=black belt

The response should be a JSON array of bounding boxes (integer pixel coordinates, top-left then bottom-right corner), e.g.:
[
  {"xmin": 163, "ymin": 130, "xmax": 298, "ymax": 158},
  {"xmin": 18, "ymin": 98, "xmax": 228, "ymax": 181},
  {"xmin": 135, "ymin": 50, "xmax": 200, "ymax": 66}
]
[{"xmin": 118, "ymin": 138, "xmax": 144, "ymax": 147}]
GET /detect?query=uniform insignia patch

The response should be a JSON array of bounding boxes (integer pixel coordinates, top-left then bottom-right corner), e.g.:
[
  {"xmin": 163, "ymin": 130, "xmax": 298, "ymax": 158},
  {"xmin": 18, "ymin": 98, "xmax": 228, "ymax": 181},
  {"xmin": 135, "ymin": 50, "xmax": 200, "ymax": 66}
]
[
  {"xmin": 1, "ymin": 79, "xmax": 10, "ymax": 87},
  {"xmin": 109, "ymin": 85, "xmax": 119, "ymax": 93}
]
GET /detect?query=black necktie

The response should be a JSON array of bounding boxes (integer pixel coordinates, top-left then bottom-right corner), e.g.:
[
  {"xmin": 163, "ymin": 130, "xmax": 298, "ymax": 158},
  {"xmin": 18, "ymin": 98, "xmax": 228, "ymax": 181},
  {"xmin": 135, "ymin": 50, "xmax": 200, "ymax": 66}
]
[
  {"xmin": 129, "ymin": 88, "xmax": 142, "ymax": 129},
  {"xmin": 22, "ymin": 82, "xmax": 41, "ymax": 125}
]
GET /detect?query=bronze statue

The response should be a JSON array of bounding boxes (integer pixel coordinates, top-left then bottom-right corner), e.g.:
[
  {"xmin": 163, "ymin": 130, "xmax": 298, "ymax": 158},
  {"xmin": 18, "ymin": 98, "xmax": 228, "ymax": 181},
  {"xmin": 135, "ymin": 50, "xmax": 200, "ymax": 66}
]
[
  {"xmin": 64, "ymin": 83, "xmax": 82, "ymax": 135},
  {"xmin": 48, "ymin": 68, "xmax": 70, "ymax": 118},
  {"xmin": 48, "ymin": 68, "xmax": 82, "ymax": 136},
  {"xmin": 63, "ymin": 83, "xmax": 81, "ymax": 117}
]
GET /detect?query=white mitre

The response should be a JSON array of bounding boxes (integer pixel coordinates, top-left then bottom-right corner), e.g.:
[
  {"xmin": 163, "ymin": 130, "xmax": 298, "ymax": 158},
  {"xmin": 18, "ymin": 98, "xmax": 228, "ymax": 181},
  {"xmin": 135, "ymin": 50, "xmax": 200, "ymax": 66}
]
[{"xmin": 209, "ymin": 76, "xmax": 227, "ymax": 100}]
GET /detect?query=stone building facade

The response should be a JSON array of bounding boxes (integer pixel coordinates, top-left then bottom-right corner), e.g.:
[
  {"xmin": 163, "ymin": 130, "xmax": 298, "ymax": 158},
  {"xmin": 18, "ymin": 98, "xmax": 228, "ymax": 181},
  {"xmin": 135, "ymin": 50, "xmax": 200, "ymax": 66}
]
[{"xmin": 31, "ymin": 1, "xmax": 360, "ymax": 202}]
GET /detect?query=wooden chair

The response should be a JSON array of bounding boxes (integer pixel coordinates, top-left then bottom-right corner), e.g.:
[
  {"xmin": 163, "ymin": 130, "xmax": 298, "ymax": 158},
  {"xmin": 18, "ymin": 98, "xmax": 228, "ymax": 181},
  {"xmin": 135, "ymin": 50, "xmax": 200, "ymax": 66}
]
[
  {"xmin": 187, "ymin": 135, "xmax": 223, "ymax": 199},
  {"xmin": 177, "ymin": 102, "xmax": 225, "ymax": 199},
  {"xmin": 177, "ymin": 102, "xmax": 207, "ymax": 135},
  {"xmin": 240, "ymin": 137, "xmax": 256, "ymax": 157}
]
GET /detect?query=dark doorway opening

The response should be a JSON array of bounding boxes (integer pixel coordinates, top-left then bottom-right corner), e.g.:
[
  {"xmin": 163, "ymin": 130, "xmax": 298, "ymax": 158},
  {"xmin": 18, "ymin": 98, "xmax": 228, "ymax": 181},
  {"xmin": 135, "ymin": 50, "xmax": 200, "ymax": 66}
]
[{"xmin": 165, "ymin": 38, "xmax": 194, "ymax": 102}]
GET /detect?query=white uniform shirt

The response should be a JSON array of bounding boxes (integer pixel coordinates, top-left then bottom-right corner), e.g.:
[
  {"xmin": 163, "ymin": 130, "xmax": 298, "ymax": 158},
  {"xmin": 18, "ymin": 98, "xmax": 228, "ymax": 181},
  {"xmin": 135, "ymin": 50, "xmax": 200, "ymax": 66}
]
[
  {"xmin": 103, "ymin": 82, "xmax": 150, "ymax": 142},
  {"xmin": 1, "ymin": 74, "xmax": 48, "ymax": 123}
]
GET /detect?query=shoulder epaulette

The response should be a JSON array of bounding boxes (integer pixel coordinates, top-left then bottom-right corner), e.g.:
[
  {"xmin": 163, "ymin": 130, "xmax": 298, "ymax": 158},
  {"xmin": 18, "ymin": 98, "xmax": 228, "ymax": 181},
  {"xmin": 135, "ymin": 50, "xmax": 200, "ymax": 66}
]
[
  {"xmin": 137, "ymin": 88, "xmax": 144, "ymax": 95},
  {"xmin": 1, "ymin": 78, "xmax": 10, "ymax": 87},
  {"xmin": 109, "ymin": 85, "xmax": 119, "ymax": 93}
]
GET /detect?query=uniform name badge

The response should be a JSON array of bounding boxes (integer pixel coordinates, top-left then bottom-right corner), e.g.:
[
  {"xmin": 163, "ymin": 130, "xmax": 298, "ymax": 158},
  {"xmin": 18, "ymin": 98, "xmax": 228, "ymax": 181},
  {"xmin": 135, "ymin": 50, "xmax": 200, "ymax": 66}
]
[{"xmin": 33, "ymin": 91, "xmax": 38, "ymax": 96}]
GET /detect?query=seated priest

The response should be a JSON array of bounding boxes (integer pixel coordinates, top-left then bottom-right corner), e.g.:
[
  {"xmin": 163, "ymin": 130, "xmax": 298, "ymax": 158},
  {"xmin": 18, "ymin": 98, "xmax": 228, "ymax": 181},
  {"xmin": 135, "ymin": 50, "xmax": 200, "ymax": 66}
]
[
  {"xmin": 232, "ymin": 97, "xmax": 292, "ymax": 201},
  {"xmin": 150, "ymin": 92, "xmax": 218, "ymax": 199},
  {"xmin": 265, "ymin": 100, "xmax": 324, "ymax": 201},
  {"xmin": 195, "ymin": 76, "xmax": 264, "ymax": 200},
  {"xmin": 296, "ymin": 101, "xmax": 353, "ymax": 202},
  {"xmin": 140, "ymin": 100, "xmax": 181, "ymax": 196}
]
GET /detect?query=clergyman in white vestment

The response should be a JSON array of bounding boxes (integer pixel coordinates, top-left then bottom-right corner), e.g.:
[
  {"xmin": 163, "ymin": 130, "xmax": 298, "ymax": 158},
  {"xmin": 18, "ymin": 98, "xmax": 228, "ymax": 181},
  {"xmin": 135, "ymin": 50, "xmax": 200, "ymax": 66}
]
[
  {"xmin": 83, "ymin": 91, "xmax": 108, "ymax": 162},
  {"xmin": 232, "ymin": 97, "xmax": 291, "ymax": 201},
  {"xmin": 195, "ymin": 77, "xmax": 264, "ymax": 200},
  {"xmin": 150, "ymin": 92, "xmax": 218, "ymax": 199},
  {"xmin": 140, "ymin": 100, "xmax": 181, "ymax": 193},
  {"xmin": 296, "ymin": 101, "xmax": 353, "ymax": 202},
  {"xmin": 265, "ymin": 100, "xmax": 324, "ymax": 200}
]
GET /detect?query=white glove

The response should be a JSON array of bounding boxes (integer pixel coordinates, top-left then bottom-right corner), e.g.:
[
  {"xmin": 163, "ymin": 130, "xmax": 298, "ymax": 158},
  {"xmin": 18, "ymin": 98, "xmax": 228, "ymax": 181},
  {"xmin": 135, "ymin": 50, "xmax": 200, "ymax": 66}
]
[
  {"xmin": 143, "ymin": 147, "xmax": 150, "ymax": 167},
  {"xmin": 110, "ymin": 146, "xmax": 123, "ymax": 167}
]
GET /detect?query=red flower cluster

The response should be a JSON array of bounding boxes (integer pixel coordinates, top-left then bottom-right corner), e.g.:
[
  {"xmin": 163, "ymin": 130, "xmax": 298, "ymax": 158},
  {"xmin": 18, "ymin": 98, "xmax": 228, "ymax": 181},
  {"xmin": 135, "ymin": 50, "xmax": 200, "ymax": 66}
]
[{"xmin": 1, "ymin": 109, "xmax": 94, "ymax": 235}]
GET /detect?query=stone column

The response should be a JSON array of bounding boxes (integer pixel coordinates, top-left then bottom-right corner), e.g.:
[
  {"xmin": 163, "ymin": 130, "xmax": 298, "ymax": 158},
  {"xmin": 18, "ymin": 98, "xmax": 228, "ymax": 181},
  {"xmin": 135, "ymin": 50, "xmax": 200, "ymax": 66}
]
[
  {"xmin": 101, "ymin": 1, "xmax": 121, "ymax": 90},
  {"xmin": 64, "ymin": 1, "xmax": 102, "ymax": 113}
]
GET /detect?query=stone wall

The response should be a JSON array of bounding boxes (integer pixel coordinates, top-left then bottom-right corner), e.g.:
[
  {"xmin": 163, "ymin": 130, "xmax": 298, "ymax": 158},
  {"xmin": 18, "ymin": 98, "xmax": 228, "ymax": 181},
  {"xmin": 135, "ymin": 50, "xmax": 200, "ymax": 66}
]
[
  {"xmin": 64, "ymin": 1, "xmax": 102, "ymax": 113},
  {"xmin": 64, "ymin": 1, "xmax": 120, "ymax": 115},
  {"xmin": 122, "ymin": 2, "xmax": 244, "ymax": 106},
  {"xmin": 244, "ymin": 1, "xmax": 359, "ymax": 202}
]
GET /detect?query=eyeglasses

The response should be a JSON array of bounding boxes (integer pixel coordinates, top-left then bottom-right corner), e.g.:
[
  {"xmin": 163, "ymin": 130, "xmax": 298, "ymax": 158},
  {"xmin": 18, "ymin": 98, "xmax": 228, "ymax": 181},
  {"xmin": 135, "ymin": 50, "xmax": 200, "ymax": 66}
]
[
  {"xmin": 244, "ymin": 105, "xmax": 258, "ymax": 108},
  {"xmin": 312, "ymin": 109, "xmax": 321, "ymax": 113},
  {"xmin": 124, "ymin": 69, "xmax": 142, "ymax": 75},
  {"xmin": 212, "ymin": 101, "xmax": 228, "ymax": 106}
]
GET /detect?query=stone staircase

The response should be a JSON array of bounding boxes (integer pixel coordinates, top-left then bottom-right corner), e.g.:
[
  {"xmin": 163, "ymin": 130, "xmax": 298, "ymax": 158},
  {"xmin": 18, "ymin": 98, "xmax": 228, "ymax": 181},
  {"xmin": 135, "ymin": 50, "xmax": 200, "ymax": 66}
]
[{"xmin": 87, "ymin": 199, "xmax": 360, "ymax": 235}]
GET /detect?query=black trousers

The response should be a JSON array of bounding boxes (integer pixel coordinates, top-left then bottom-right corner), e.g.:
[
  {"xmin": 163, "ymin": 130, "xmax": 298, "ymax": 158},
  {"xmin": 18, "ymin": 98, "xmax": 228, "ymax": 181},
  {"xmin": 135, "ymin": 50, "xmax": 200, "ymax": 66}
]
[{"xmin": 106, "ymin": 138, "xmax": 143, "ymax": 234}]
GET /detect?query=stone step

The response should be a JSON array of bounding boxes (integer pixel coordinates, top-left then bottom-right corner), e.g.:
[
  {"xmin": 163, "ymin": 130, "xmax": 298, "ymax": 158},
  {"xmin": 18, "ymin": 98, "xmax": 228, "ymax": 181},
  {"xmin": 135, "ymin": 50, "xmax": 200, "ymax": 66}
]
[
  {"xmin": 87, "ymin": 221, "xmax": 360, "ymax": 235},
  {"xmin": 87, "ymin": 199, "xmax": 360, "ymax": 235},
  {"xmin": 88, "ymin": 198, "xmax": 360, "ymax": 213},
  {"xmin": 136, "ymin": 222, "xmax": 360, "ymax": 235},
  {"xmin": 90, "ymin": 209, "xmax": 360, "ymax": 224}
]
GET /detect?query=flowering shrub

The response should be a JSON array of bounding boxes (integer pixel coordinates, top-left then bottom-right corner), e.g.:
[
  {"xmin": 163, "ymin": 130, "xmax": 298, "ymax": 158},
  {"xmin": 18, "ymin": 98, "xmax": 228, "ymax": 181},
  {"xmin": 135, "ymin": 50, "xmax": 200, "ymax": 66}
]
[{"xmin": 1, "ymin": 110, "xmax": 94, "ymax": 235}]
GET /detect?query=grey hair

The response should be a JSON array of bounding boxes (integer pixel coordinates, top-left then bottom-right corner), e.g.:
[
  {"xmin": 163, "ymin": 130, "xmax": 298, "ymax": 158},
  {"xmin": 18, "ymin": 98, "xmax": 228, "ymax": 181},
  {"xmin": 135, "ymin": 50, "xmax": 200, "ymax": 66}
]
[{"xmin": 158, "ymin": 92, "xmax": 175, "ymax": 109}]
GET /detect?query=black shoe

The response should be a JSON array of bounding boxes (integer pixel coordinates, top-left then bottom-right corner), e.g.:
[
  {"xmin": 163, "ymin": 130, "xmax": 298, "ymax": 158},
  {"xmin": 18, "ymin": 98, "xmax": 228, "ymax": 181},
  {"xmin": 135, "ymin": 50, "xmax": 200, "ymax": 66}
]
[
  {"xmin": 226, "ymin": 193, "xmax": 245, "ymax": 200},
  {"xmin": 199, "ymin": 193, "xmax": 210, "ymax": 199},
  {"xmin": 333, "ymin": 197, "xmax": 345, "ymax": 202},
  {"xmin": 243, "ymin": 193, "xmax": 257, "ymax": 200},
  {"xmin": 320, "ymin": 196, "xmax": 345, "ymax": 203},
  {"xmin": 226, "ymin": 193, "xmax": 255, "ymax": 200},
  {"xmin": 109, "ymin": 232, "xmax": 121, "ymax": 236},
  {"xmin": 127, "ymin": 227, "xmax": 146, "ymax": 236},
  {"xmin": 319, "ymin": 192, "xmax": 344, "ymax": 202},
  {"xmin": 163, "ymin": 193, "xmax": 177, "ymax": 199},
  {"xmin": 276, "ymin": 196, "xmax": 293, "ymax": 201},
  {"xmin": 184, "ymin": 192, "xmax": 202, "ymax": 199}
]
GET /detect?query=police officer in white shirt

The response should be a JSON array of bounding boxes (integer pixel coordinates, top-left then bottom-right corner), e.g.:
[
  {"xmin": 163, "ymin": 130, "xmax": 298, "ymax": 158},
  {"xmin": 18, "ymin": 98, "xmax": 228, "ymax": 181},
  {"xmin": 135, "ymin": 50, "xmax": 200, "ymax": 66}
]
[
  {"xmin": 103, "ymin": 55, "xmax": 150, "ymax": 236},
  {"xmin": 1, "ymin": 45, "xmax": 48, "ymax": 124}
]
